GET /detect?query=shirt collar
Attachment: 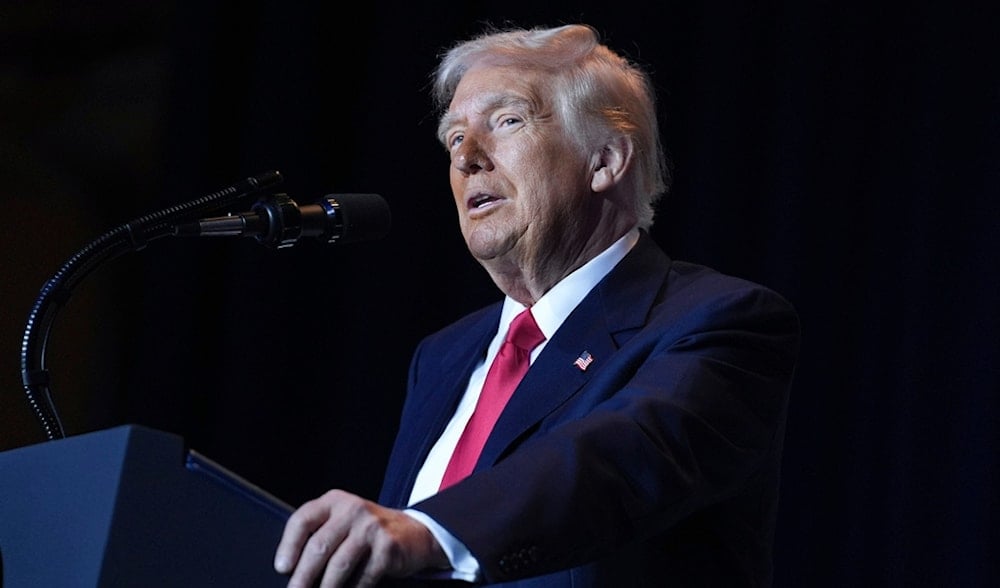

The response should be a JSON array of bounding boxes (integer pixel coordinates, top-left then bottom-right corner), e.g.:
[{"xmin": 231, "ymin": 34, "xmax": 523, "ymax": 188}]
[{"xmin": 498, "ymin": 228, "xmax": 640, "ymax": 340}]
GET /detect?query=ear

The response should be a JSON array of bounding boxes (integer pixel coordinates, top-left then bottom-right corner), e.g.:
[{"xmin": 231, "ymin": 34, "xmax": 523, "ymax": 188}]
[{"xmin": 590, "ymin": 136, "xmax": 634, "ymax": 193}]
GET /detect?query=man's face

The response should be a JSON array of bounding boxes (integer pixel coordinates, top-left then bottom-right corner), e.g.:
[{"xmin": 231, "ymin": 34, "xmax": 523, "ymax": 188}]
[{"xmin": 441, "ymin": 64, "xmax": 599, "ymax": 273}]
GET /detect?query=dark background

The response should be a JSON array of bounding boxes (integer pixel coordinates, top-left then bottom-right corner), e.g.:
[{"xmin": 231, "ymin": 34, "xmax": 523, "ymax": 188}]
[{"xmin": 2, "ymin": 1, "xmax": 997, "ymax": 586}]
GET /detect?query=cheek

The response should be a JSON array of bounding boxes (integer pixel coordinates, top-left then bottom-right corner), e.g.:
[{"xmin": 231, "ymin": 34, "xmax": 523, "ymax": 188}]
[{"xmin": 449, "ymin": 170, "xmax": 465, "ymax": 203}]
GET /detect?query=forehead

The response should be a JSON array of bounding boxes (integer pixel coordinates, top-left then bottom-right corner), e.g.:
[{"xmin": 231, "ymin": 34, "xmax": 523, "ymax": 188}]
[{"xmin": 440, "ymin": 65, "xmax": 550, "ymax": 129}]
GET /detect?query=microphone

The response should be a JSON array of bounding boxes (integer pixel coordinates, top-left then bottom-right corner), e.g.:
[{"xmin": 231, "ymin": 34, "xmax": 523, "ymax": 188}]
[{"xmin": 174, "ymin": 192, "xmax": 391, "ymax": 248}]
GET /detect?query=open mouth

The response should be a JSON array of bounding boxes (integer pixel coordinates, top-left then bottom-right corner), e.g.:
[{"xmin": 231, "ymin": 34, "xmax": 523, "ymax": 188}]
[{"xmin": 468, "ymin": 193, "xmax": 503, "ymax": 210}]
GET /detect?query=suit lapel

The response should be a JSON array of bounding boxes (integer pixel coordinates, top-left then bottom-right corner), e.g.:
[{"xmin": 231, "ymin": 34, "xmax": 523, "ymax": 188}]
[
  {"xmin": 382, "ymin": 306, "xmax": 500, "ymax": 506},
  {"xmin": 477, "ymin": 233, "xmax": 672, "ymax": 469},
  {"xmin": 418, "ymin": 307, "xmax": 500, "ymax": 449},
  {"xmin": 426, "ymin": 312, "xmax": 499, "ymax": 436}
]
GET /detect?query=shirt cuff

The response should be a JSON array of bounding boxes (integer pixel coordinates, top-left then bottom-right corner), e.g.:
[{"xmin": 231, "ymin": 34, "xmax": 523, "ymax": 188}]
[{"xmin": 402, "ymin": 508, "xmax": 482, "ymax": 582}]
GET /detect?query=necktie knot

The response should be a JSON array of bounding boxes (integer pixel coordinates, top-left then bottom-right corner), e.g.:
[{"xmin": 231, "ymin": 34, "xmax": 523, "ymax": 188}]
[{"xmin": 507, "ymin": 309, "xmax": 545, "ymax": 352}]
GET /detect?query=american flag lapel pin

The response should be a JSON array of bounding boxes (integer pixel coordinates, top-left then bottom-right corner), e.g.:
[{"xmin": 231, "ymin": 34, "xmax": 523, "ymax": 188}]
[{"xmin": 573, "ymin": 351, "xmax": 594, "ymax": 371}]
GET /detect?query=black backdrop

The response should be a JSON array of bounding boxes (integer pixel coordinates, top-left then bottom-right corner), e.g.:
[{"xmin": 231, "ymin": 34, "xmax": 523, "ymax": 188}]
[{"xmin": 2, "ymin": 1, "xmax": 997, "ymax": 586}]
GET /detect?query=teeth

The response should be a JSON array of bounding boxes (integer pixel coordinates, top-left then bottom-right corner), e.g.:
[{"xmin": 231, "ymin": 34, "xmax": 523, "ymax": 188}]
[{"xmin": 472, "ymin": 194, "xmax": 495, "ymax": 208}]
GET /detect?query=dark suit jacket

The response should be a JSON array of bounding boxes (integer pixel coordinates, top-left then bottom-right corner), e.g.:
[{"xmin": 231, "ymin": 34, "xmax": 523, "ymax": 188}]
[{"xmin": 378, "ymin": 232, "xmax": 800, "ymax": 587}]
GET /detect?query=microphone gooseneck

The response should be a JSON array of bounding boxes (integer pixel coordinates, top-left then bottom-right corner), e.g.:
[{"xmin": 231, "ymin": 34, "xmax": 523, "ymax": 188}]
[
  {"xmin": 20, "ymin": 171, "xmax": 284, "ymax": 441},
  {"xmin": 21, "ymin": 171, "xmax": 391, "ymax": 442}
]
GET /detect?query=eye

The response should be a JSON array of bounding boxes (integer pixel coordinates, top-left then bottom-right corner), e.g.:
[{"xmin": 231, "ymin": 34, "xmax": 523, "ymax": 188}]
[
  {"xmin": 498, "ymin": 116, "xmax": 521, "ymax": 128},
  {"xmin": 448, "ymin": 133, "xmax": 464, "ymax": 149}
]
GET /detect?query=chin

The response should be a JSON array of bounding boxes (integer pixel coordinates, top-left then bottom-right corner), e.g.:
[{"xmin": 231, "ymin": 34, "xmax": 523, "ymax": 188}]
[
  {"xmin": 467, "ymin": 244, "xmax": 501, "ymax": 262},
  {"xmin": 462, "ymin": 229, "xmax": 497, "ymax": 257}
]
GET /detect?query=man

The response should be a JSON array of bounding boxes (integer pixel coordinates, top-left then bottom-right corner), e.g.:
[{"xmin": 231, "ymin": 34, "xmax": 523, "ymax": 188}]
[{"xmin": 274, "ymin": 24, "xmax": 800, "ymax": 587}]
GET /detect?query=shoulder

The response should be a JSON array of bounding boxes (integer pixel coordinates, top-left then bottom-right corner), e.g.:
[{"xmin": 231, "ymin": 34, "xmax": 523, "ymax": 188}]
[
  {"xmin": 604, "ymin": 234, "xmax": 798, "ymax": 335},
  {"xmin": 608, "ymin": 239, "xmax": 800, "ymax": 363},
  {"xmin": 641, "ymin": 261, "xmax": 800, "ymax": 357},
  {"xmin": 664, "ymin": 260, "xmax": 796, "ymax": 315},
  {"xmin": 646, "ymin": 260, "xmax": 801, "ymax": 370}
]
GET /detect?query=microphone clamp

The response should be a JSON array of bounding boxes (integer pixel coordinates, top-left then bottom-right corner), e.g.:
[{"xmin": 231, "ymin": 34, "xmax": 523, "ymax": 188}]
[{"xmin": 173, "ymin": 192, "xmax": 391, "ymax": 249}]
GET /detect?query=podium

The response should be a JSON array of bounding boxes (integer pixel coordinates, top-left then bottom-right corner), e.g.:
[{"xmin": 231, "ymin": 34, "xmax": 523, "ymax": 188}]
[{"xmin": 0, "ymin": 425, "xmax": 293, "ymax": 587}]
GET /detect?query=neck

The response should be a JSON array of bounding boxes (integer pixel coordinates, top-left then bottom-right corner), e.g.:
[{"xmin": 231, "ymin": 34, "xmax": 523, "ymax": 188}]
[{"xmin": 484, "ymin": 218, "xmax": 635, "ymax": 306}]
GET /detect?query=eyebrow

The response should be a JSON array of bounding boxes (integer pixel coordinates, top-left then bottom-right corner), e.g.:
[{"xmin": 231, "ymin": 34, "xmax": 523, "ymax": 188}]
[{"xmin": 437, "ymin": 94, "xmax": 535, "ymax": 143}]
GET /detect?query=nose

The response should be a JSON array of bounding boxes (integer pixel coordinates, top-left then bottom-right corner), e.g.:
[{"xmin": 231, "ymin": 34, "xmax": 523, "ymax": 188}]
[{"xmin": 453, "ymin": 136, "xmax": 494, "ymax": 175}]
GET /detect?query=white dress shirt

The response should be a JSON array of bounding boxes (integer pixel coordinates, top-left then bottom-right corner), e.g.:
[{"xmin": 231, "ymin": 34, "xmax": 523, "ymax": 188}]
[{"xmin": 404, "ymin": 229, "xmax": 639, "ymax": 581}]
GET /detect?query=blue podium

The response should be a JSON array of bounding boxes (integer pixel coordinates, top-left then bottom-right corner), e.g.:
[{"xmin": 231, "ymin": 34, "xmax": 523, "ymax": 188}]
[{"xmin": 0, "ymin": 425, "xmax": 293, "ymax": 587}]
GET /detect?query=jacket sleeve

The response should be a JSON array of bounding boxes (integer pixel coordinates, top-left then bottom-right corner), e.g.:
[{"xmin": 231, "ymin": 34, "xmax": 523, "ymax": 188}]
[{"xmin": 409, "ymin": 283, "xmax": 800, "ymax": 583}]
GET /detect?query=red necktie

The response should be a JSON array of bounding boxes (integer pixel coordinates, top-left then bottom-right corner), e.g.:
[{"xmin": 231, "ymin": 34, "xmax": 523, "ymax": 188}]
[{"xmin": 439, "ymin": 309, "xmax": 546, "ymax": 490}]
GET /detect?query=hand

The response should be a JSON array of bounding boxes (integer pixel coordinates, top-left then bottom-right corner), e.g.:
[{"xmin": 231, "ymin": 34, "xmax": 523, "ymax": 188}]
[{"xmin": 274, "ymin": 489, "xmax": 450, "ymax": 587}]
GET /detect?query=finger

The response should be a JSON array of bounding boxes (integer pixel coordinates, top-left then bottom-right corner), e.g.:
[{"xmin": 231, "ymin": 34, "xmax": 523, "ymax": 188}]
[
  {"xmin": 274, "ymin": 498, "xmax": 334, "ymax": 574},
  {"xmin": 319, "ymin": 534, "xmax": 370, "ymax": 588},
  {"xmin": 287, "ymin": 522, "xmax": 352, "ymax": 588},
  {"xmin": 322, "ymin": 507, "xmax": 416, "ymax": 587}
]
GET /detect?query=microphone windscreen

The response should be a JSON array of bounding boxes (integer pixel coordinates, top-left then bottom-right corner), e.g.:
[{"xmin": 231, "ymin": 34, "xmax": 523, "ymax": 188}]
[{"xmin": 329, "ymin": 193, "xmax": 391, "ymax": 244}]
